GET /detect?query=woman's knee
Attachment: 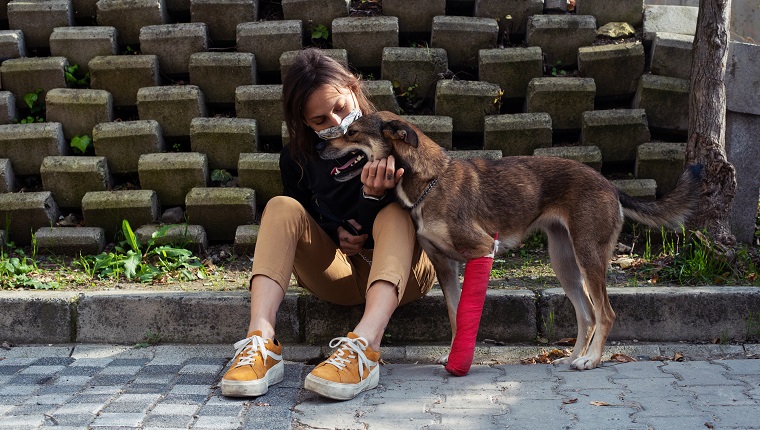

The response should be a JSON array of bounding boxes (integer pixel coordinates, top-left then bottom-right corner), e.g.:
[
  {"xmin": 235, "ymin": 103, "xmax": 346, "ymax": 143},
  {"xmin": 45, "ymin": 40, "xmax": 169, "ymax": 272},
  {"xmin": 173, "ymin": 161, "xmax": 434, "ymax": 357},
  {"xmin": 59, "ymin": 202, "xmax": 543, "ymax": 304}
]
[
  {"xmin": 373, "ymin": 202, "xmax": 414, "ymax": 237},
  {"xmin": 261, "ymin": 196, "xmax": 307, "ymax": 224}
]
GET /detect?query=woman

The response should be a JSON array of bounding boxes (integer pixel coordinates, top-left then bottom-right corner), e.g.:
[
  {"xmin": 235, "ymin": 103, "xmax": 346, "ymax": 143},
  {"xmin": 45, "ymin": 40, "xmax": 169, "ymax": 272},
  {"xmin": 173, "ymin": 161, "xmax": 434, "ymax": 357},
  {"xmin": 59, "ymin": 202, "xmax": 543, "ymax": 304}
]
[{"xmin": 219, "ymin": 48, "xmax": 436, "ymax": 401}]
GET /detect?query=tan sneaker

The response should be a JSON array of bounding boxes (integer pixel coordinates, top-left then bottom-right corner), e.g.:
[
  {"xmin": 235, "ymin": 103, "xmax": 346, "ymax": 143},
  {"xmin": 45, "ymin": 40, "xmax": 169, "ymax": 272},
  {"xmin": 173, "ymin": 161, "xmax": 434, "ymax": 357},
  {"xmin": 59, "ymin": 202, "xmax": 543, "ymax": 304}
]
[
  {"xmin": 304, "ymin": 332, "xmax": 380, "ymax": 400},
  {"xmin": 220, "ymin": 330, "xmax": 283, "ymax": 397}
]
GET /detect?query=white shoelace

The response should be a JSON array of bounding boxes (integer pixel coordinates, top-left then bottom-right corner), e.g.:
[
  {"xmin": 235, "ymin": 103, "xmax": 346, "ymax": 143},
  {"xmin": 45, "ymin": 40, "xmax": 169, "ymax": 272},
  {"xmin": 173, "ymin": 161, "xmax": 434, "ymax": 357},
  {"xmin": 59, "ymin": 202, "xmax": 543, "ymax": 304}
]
[
  {"xmin": 232, "ymin": 334, "xmax": 281, "ymax": 368},
  {"xmin": 324, "ymin": 336, "xmax": 377, "ymax": 381}
]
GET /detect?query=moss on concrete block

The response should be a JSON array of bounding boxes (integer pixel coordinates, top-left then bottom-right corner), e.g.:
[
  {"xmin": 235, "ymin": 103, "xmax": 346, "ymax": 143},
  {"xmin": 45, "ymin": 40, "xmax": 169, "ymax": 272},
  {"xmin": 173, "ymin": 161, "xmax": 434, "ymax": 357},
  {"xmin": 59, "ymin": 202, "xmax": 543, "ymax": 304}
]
[
  {"xmin": 484, "ymin": 112, "xmax": 552, "ymax": 156},
  {"xmin": 435, "ymin": 79, "xmax": 501, "ymax": 134},
  {"xmin": 0, "ymin": 57, "xmax": 67, "ymax": 109},
  {"xmin": 137, "ymin": 85, "xmax": 207, "ymax": 137},
  {"xmin": 401, "ymin": 115, "xmax": 453, "ymax": 150},
  {"xmin": 0, "ymin": 123, "xmax": 67, "ymax": 175},
  {"xmin": 139, "ymin": 23, "xmax": 209, "ymax": 75},
  {"xmin": 526, "ymin": 77, "xmax": 596, "ymax": 131},
  {"xmin": 40, "ymin": 156, "xmax": 112, "ymax": 208},
  {"xmin": 235, "ymin": 84, "xmax": 283, "ymax": 138},
  {"xmin": 92, "ymin": 120, "xmax": 165, "ymax": 174},
  {"xmin": 138, "ymin": 152, "xmax": 208, "ymax": 207},
  {"xmin": 431, "ymin": 15, "xmax": 498, "ymax": 70},
  {"xmin": 0, "ymin": 191, "xmax": 60, "ymax": 245},
  {"xmin": 45, "ymin": 89, "xmax": 114, "ymax": 140},
  {"xmin": 238, "ymin": 152, "xmax": 281, "ymax": 206},
  {"xmin": 237, "ymin": 20, "xmax": 302, "ymax": 73},
  {"xmin": 189, "ymin": 52, "xmax": 256, "ymax": 104},
  {"xmin": 89, "ymin": 55, "xmax": 161, "ymax": 107},
  {"xmin": 333, "ymin": 16, "xmax": 399, "ymax": 69},
  {"xmin": 35, "ymin": 226, "xmax": 106, "ymax": 255},
  {"xmin": 185, "ymin": 187, "xmax": 256, "ymax": 241},
  {"xmin": 479, "ymin": 47, "xmax": 543, "ymax": 99},
  {"xmin": 82, "ymin": 190, "xmax": 160, "ymax": 240},
  {"xmin": 534, "ymin": 145, "xmax": 603, "ymax": 171}
]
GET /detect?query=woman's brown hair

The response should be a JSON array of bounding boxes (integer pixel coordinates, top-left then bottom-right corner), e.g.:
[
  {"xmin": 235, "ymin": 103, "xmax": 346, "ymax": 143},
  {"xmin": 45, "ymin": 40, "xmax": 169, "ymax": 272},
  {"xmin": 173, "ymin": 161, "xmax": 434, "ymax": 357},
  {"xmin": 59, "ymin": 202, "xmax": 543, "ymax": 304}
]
[{"xmin": 282, "ymin": 48, "xmax": 375, "ymax": 160}]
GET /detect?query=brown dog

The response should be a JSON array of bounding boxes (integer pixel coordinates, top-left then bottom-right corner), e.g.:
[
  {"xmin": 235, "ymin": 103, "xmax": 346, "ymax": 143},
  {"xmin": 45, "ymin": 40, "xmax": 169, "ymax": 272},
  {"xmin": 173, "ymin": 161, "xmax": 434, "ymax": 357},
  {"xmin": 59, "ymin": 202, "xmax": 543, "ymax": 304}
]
[{"xmin": 319, "ymin": 111, "xmax": 702, "ymax": 370}]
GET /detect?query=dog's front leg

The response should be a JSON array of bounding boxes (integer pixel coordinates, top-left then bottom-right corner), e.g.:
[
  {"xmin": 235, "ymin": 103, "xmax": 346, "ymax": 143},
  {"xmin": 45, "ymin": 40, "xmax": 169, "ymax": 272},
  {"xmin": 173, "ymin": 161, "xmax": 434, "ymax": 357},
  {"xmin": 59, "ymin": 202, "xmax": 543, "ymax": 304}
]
[{"xmin": 427, "ymin": 252, "xmax": 460, "ymax": 365}]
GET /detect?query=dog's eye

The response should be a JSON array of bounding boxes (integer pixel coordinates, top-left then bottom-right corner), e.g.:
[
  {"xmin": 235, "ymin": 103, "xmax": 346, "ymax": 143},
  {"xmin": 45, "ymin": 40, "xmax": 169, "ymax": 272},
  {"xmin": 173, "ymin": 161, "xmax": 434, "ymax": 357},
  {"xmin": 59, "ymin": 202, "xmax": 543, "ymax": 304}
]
[{"xmin": 346, "ymin": 129, "xmax": 357, "ymax": 137}]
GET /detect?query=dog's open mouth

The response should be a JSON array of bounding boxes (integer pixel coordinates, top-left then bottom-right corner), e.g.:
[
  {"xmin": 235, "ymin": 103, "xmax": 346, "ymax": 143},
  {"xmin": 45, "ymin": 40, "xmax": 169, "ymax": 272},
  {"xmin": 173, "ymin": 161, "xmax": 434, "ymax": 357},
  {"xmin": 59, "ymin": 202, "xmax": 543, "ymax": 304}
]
[{"xmin": 330, "ymin": 151, "xmax": 366, "ymax": 182}]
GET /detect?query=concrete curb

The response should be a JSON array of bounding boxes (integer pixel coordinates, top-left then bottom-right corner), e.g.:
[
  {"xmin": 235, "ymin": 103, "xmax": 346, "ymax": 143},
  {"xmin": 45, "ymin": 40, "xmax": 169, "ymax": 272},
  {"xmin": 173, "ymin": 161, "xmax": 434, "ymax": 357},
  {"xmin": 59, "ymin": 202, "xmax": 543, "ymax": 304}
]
[{"xmin": 1, "ymin": 287, "xmax": 759, "ymax": 346}]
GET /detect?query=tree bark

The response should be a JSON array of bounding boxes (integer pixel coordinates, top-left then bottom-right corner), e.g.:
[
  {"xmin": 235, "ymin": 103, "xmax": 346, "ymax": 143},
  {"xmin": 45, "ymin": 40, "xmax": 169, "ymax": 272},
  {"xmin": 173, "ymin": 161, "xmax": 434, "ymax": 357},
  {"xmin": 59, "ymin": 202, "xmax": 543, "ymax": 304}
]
[{"xmin": 685, "ymin": 0, "xmax": 737, "ymax": 252}]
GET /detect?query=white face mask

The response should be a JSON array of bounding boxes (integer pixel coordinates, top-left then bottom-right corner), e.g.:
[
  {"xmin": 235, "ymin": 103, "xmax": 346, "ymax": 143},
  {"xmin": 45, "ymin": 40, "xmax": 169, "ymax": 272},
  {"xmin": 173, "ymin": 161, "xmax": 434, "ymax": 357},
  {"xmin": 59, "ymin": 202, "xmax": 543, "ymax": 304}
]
[{"xmin": 315, "ymin": 108, "xmax": 362, "ymax": 140}]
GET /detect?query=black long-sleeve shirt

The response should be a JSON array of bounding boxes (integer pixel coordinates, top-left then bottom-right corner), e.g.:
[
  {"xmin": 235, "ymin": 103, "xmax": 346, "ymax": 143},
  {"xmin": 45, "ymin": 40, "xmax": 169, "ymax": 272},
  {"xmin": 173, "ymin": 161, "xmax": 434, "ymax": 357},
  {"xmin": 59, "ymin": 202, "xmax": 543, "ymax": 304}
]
[{"xmin": 279, "ymin": 144, "xmax": 390, "ymax": 248}]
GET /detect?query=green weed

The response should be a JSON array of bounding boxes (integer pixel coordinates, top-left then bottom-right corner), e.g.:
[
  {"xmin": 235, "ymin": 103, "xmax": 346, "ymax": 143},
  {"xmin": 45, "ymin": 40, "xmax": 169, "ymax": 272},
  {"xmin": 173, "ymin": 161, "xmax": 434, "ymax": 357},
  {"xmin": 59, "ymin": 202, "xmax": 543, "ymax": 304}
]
[
  {"xmin": 18, "ymin": 89, "xmax": 45, "ymax": 124},
  {"xmin": 70, "ymin": 134, "xmax": 93, "ymax": 155},
  {"xmin": 0, "ymin": 239, "xmax": 59, "ymax": 290},
  {"xmin": 65, "ymin": 64, "xmax": 90, "ymax": 88},
  {"xmin": 75, "ymin": 220, "xmax": 206, "ymax": 283},
  {"xmin": 658, "ymin": 230, "xmax": 730, "ymax": 285}
]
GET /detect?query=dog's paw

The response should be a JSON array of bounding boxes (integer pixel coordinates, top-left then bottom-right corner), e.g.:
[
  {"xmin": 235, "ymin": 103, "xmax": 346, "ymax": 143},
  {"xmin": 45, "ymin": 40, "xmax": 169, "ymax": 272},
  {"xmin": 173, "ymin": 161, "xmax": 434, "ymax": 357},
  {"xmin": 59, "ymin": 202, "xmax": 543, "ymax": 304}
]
[
  {"xmin": 551, "ymin": 356, "xmax": 574, "ymax": 366},
  {"xmin": 570, "ymin": 355, "xmax": 601, "ymax": 370},
  {"xmin": 436, "ymin": 353, "xmax": 449, "ymax": 365}
]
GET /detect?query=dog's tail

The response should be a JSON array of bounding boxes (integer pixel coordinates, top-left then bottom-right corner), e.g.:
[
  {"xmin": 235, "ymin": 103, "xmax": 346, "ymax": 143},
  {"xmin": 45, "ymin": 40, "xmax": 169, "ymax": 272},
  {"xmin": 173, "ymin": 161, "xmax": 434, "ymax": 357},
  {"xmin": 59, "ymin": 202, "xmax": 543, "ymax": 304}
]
[{"xmin": 618, "ymin": 164, "xmax": 703, "ymax": 230}]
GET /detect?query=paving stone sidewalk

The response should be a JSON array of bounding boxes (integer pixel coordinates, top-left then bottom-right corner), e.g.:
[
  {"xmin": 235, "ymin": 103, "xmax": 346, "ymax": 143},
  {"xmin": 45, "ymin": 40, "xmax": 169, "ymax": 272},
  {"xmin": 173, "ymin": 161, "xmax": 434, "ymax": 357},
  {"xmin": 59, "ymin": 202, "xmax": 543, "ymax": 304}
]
[{"xmin": 0, "ymin": 344, "xmax": 759, "ymax": 429}]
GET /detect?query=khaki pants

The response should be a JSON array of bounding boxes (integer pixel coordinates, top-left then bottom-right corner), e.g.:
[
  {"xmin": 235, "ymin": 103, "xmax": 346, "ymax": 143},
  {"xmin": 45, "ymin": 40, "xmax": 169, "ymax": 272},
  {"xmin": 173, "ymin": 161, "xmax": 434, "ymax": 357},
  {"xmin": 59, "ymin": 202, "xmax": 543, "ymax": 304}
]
[{"xmin": 251, "ymin": 196, "xmax": 436, "ymax": 306}]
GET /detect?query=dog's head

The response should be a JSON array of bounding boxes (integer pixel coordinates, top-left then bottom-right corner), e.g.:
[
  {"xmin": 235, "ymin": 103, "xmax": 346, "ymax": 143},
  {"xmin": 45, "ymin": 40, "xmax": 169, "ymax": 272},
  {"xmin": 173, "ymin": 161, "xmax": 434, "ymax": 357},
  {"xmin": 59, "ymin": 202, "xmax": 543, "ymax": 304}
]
[{"xmin": 317, "ymin": 111, "xmax": 419, "ymax": 182}]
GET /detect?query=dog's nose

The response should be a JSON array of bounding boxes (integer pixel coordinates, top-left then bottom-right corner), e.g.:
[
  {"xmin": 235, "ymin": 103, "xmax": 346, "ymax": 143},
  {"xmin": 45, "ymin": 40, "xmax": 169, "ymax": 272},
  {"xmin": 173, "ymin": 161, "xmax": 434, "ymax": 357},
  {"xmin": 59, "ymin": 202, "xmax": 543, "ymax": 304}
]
[{"xmin": 315, "ymin": 141, "xmax": 327, "ymax": 153}]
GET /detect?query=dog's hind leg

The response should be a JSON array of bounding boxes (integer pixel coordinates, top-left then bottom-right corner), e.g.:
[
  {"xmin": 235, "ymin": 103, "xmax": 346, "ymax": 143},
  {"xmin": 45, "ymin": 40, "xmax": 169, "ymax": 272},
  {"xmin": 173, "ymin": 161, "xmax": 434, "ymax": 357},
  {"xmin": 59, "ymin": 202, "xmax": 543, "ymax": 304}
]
[
  {"xmin": 545, "ymin": 222, "xmax": 596, "ymax": 366},
  {"xmin": 569, "ymin": 236, "xmax": 617, "ymax": 370}
]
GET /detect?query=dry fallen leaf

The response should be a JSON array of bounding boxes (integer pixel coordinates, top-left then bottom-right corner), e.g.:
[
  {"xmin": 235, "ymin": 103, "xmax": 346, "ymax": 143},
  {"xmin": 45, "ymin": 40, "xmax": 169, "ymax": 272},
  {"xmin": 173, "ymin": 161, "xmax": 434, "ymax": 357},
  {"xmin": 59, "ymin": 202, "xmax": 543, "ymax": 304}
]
[
  {"xmin": 674, "ymin": 352, "xmax": 685, "ymax": 362},
  {"xmin": 590, "ymin": 401, "xmax": 611, "ymax": 406},
  {"xmin": 555, "ymin": 338, "xmax": 577, "ymax": 346},
  {"xmin": 563, "ymin": 398, "xmax": 578, "ymax": 404},
  {"xmin": 610, "ymin": 353, "xmax": 637, "ymax": 363}
]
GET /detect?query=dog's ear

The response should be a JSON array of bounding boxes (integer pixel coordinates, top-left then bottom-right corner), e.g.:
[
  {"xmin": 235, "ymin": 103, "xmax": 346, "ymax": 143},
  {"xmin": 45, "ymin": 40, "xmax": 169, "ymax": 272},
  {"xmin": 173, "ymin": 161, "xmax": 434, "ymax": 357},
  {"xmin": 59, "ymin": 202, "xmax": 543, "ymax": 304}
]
[{"xmin": 381, "ymin": 120, "xmax": 419, "ymax": 148}]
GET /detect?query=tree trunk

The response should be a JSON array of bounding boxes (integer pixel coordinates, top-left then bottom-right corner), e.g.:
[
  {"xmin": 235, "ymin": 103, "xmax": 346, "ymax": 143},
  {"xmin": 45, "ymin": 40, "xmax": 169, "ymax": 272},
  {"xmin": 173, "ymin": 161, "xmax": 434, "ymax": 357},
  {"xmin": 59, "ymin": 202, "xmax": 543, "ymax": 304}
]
[{"xmin": 685, "ymin": 0, "xmax": 737, "ymax": 252}]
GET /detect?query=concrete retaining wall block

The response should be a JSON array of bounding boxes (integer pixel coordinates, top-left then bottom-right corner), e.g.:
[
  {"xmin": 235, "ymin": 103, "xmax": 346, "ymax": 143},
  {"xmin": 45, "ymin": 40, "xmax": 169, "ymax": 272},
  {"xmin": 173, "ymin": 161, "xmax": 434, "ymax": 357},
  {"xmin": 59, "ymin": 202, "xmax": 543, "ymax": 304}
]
[
  {"xmin": 383, "ymin": 0, "xmax": 444, "ymax": 34},
  {"xmin": 189, "ymin": 52, "xmax": 256, "ymax": 105},
  {"xmin": 333, "ymin": 16, "xmax": 399, "ymax": 70},
  {"xmin": 49, "ymin": 26, "xmax": 118, "ymax": 73},
  {"xmin": 401, "ymin": 115, "xmax": 453, "ymax": 150},
  {"xmin": 541, "ymin": 287, "xmax": 760, "ymax": 342},
  {"xmin": 233, "ymin": 224, "xmax": 259, "ymax": 256},
  {"xmin": 235, "ymin": 85, "xmax": 283, "ymax": 138},
  {"xmin": 726, "ymin": 41, "xmax": 760, "ymax": 117},
  {"xmin": 81, "ymin": 190, "xmax": 159, "ymax": 240},
  {"xmin": 576, "ymin": 0, "xmax": 644, "ymax": 27},
  {"xmin": 633, "ymin": 74, "xmax": 689, "ymax": 134},
  {"xmin": 7, "ymin": 0, "xmax": 73, "ymax": 49},
  {"xmin": 140, "ymin": 23, "xmax": 209, "ymax": 75},
  {"xmin": 435, "ymin": 80, "xmax": 501, "ymax": 135},
  {"xmin": 634, "ymin": 141, "xmax": 686, "ymax": 196},
  {"xmin": 431, "ymin": 15, "xmax": 498, "ymax": 70},
  {"xmin": 190, "ymin": 117, "xmax": 258, "ymax": 170},
  {"xmin": 34, "ymin": 226, "xmax": 106, "ymax": 255},
  {"xmin": 534, "ymin": 145, "xmax": 603, "ymax": 171},
  {"xmin": 190, "ymin": 0, "xmax": 259, "ymax": 43},
  {"xmin": 96, "ymin": 0, "xmax": 168, "ymax": 46},
  {"xmin": 611, "ymin": 178, "xmax": 657, "ymax": 201},
  {"xmin": 0, "ymin": 291, "xmax": 77, "ymax": 344},
  {"xmin": 525, "ymin": 77, "xmax": 596, "ymax": 131},
  {"xmin": 0, "ymin": 57, "xmax": 67, "ymax": 110},
  {"xmin": 479, "ymin": 47, "xmax": 542, "ymax": 99},
  {"xmin": 650, "ymin": 32, "xmax": 693, "ymax": 80},
  {"xmin": 40, "ymin": 156, "xmax": 112, "ymax": 208},
  {"xmin": 237, "ymin": 20, "xmax": 302, "ymax": 74},
  {"xmin": 89, "ymin": 55, "xmax": 161, "ymax": 107},
  {"xmin": 526, "ymin": 14, "xmax": 596, "ymax": 67},
  {"xmin": 280, "ymin": 49, "xmax": 347, "ymax": 83},
  {"xmin": 281, "ymin": 0, "xmax": 348, "ymax": 31},
  {"xmin": 0, "ymin": 158, "xmax": 16, "ymax": 193},
  {"xmin": 364, "ymin": 80, "xmax": 400, "ymax": 114},
  {"xmin": 0, "ymin": 123, "xmax": 67, "ymax": 175},
  {"xmin": 0, "ymin": 191, "xmax": 60, "ymax": 245},
  {"xmin": 185, "ymin": 187, "xmax": 256, "ymax": 241},
  {"xmin": 45, "ymin": 88, "xmax": 114, "ymax": 140},
  {"xmin": 0, "ymin": 92, "xmax": 17, "ymax": 125},
  {"xmin": 484, "ymin": 112, "xmax": 552, "ymax": 157},
  {"xmin": 92, "ymin": 120, "xmax": 165, "ymax": 174},
  {"xmin": 581, "ymin": 109, "xmax": 650, "ymax": 163},
  {"xmin": 135, "ymin": 224, "xmax": 208, "ymax": 253},
  {"xmin": 448, "ymin": 149, "xmax": 502, "ymax": 161},
  {"xmin": 138, "ymin": 152, "xmax": 208, "ymax": 207},
  {"xmin": 474, "ymin": 0, "xmax": 544, "ymax": 36},
  {"xmin": 643, "ymin": 5, "xmax": 698, "ymax": 44},
  {"xmin": 0, "ymin": 29, "xmax": 27, "ymax": 59},
  {"xmin": 381, "ymin": 47, "xmax": 447, "ymax": 103},
  {"xmin": 237, "ymin": 152, "xmax": 281, "ymax": 206},
  {"xmin": 137, "ymin": 85, "xmax": 207, "ymax": 137},
  {"xmin": 578, "ymin": 42, "xmax": 645, "ymax": 98}
]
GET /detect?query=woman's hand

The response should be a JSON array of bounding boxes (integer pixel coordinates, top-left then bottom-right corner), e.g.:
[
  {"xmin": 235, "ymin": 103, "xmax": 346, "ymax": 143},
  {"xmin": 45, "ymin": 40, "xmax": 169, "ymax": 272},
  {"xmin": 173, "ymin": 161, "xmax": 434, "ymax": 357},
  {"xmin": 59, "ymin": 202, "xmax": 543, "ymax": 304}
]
[
  {"xmin": 361, "ymin": 155, "xmax": 404, "ymax": 197},
  {"xmin": 337, "ymin": 220, "xmax": 367, "ymax": 256}
]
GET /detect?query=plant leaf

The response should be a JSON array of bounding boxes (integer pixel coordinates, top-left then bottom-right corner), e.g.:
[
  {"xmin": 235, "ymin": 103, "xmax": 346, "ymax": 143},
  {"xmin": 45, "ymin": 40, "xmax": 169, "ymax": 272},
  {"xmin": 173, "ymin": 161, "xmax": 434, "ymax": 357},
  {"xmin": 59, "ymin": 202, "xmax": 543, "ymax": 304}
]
[
  {"xmin": 70, "ymin": 135, "xmax": 92, "ymax": 154},
  {"xmin": 122, "ymin": 220, "xmax": 141, "ymax": 253}
]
